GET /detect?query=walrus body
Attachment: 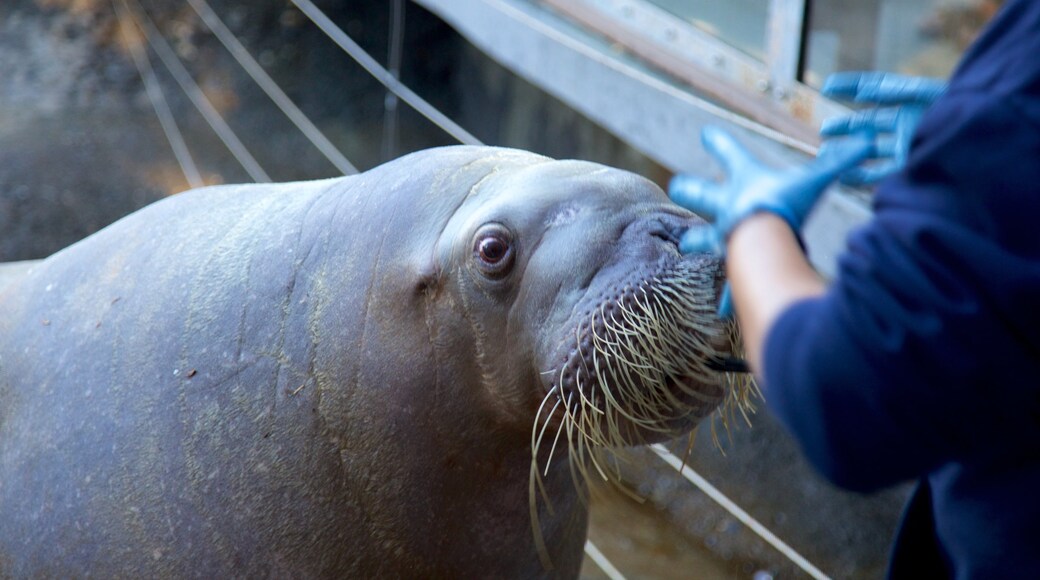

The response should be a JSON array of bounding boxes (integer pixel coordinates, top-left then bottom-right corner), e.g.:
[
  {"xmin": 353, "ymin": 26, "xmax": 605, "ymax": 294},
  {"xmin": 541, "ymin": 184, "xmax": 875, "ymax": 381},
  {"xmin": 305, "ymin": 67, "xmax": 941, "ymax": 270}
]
[{"xmin": 0, "ymin": 146, "xmax": 734, "ymax": 577}]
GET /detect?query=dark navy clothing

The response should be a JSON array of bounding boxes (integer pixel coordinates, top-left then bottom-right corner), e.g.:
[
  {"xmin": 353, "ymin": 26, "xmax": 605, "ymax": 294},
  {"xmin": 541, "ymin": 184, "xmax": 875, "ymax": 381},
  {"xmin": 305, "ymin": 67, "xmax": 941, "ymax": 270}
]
[{"xmin": 763, "ymin": 0, "xmax": 1040, "ymax": 577}]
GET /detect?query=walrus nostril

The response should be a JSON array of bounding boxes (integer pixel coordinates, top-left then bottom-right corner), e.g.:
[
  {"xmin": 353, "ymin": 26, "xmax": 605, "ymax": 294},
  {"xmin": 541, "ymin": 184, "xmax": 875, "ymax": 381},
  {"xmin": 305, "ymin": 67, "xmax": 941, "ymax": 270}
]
[
  {"xmin": 649, "ymin": 227, "xmax": 679, "ymax": 246},
  {"xmin": 644, "ymin": 217, "xmax": 691, "ymax": 247}
]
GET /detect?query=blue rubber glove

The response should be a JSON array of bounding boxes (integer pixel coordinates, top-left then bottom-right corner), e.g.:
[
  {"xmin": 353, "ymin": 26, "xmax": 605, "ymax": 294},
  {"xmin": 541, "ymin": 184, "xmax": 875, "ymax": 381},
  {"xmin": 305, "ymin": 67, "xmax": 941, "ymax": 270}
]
[
  {"xmin": 821, "ymin": 72, "xmax": 947, "ymax": 185},
  {"xmin": 669, "ymin": 126, "xmax": 874, "ymax": 316}
]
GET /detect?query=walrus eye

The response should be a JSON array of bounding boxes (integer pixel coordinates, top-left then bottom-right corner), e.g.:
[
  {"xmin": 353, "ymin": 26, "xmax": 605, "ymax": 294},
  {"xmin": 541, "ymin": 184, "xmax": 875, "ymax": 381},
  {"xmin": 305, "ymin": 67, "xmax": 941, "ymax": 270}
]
[{"xmin": 472, "ymin": 224, "xmax": 515, "ymax": 278}]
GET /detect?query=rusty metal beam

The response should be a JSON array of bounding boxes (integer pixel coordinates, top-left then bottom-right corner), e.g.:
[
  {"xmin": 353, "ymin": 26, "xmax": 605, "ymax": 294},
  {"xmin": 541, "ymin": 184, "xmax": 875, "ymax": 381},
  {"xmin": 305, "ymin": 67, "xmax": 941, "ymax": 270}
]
[{"xmin": 542, "ymin": 0, "xmax": 821, "ymax": 147}]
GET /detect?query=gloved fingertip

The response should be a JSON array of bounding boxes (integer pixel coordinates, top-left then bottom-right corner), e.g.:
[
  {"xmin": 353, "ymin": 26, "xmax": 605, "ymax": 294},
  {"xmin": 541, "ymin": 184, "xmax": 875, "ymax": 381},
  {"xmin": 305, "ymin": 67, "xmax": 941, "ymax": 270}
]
[
  {"xmin": 705, "ymin": 124, "xmax": 746, "ymax": 149},
  {"xmin": 668, "ymin": 173, "xmax": 700, "ymax": 197},
  {"xmin": 819, "ymin": 116, "xmax": 849, "ymax": 137},
  {"xmin": 717, "ymin": 284, "xmax": 734, "ymax": 319},
  {"xmin": 841, "ymin": 161, "xmax": 897, "ymax": 186},
  {"xmin": 678, "ymin": 227, "xmax": 721, "ymax": 255},
  {"xmin": 701, "ymin": 126, "xmax": 755, "ymax": 174},
  {"xmin": 669, "ymin": 174, "xmax": 720, "ymax": 215},
  {"xmin": 817, "ymin": 131, "xmax": 875, "ymax": 167},
  {"xmin": 667, "ymin": 174, "xmax": 684, "ymax": 195},
  {"xmin": 700, "ymin": 124, "xmax": 726, "ymax": 142},
  {"xmin": 820, "ymin": 71, "xmax": 867, "ymax": 98},
  {"xmin": 700, "ymin": 125, "xmax": 733, "ymax": 156}
]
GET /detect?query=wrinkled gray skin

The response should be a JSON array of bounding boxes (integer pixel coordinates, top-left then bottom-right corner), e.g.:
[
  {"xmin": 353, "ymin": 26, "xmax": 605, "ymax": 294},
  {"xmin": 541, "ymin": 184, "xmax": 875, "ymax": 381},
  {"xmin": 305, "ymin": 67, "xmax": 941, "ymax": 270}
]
[{"xmin": 0, "ymin": 146, "xmax": 717, "ymax": 578}]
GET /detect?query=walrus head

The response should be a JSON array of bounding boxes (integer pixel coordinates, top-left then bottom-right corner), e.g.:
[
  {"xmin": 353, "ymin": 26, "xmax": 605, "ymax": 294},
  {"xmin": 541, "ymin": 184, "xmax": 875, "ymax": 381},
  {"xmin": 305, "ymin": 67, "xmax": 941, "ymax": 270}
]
[
  {"xmin": 421, "ymin": 148, "xmax": 751, "ymax": 473},
  {"xmin": 417, "ymin": 148, "xmax": 752, "ymax": 567}
]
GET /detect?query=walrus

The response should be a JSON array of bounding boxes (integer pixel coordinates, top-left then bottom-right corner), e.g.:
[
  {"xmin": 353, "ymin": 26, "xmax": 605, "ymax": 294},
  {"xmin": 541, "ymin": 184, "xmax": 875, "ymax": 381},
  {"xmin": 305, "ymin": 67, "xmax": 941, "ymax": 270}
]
[{"xmin": 0, "ymin": 146, "xmax": 746, "ymax": 577}]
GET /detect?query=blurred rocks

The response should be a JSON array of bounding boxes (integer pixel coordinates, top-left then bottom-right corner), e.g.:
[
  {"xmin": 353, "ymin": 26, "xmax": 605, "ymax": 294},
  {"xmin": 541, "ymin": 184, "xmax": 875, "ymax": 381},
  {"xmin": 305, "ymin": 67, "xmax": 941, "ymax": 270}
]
[{"xmin": 0, "ymin": 0, "xmax": 661, "ymax": 260}]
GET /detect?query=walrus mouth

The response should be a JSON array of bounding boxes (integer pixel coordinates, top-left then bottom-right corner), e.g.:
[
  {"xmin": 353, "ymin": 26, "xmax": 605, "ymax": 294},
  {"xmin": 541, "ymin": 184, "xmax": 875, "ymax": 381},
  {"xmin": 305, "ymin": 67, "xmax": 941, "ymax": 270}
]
[
  {"xmin": 530, "ymin": 251, "xmax": 757, "ymax": 479},
  {"xmin": 536, "ymin": 256, "xmax": 751, "ymax": 445},
  {"xmin": 527, "ymin": 253, "xmax": 757, "ymax": 566},
  {"xmin": 707, "ymin": 356, "xmax": 752, "ymax": 373}
]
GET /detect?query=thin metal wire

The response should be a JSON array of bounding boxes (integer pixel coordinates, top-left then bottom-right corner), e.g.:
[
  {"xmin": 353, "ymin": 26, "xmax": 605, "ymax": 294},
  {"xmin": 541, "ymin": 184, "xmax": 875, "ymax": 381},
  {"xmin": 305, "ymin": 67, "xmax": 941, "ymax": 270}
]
[
  {"xmin": 120, "ymin": 0, "xmax": 270, "ymax": 182},
  {"xmin": 289, "ymin": 0, "xmax": 483, "ymax": 146},
  {"xmin": 184, "ymin": 0, "xmax": 357, "ymax": 175},
  {"xmin": 584, "ymin": 540, "xmax": 627, "ymax": 580},
  {"xmin": 382, "ymin": 0, "xmax": 406, "ymax": 162},
  {"xmin": 114, "ymin": 0, "xmax": 203, "ymax": 189},
  {"xmin": 651, "ymin": 444, "xmax": 831, "ymax": 580}
]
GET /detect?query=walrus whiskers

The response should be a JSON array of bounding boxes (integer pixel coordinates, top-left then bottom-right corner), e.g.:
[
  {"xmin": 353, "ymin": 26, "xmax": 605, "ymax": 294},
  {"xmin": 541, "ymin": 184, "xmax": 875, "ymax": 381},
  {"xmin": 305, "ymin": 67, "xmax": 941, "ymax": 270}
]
[
  {"xmin": 533, "ymin": 390, "xmax": 562, "ymax": 476},
  {"xmin": 545, "ymin": 404, "xmax": 569, "ymax": 475},
  {"xmin": 528, "ymin": 260, "xmax": 757, "ymax": 550}
]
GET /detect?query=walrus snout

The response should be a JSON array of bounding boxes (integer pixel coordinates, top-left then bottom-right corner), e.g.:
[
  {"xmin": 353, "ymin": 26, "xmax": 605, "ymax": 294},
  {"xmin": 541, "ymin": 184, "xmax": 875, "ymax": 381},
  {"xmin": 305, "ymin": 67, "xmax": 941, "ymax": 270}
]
[
  {"xmin": 644, "ymin": 217, "xmax": 685, "ymax": 247},
  {"xmin": 533, "ymin": 210, "xmax": 742, "ymax": 450},
  {"xmin": 613, "ymin": 212, "xmax": 729, "ymax": 308},
  {"xmin": 616, "ymin": 212, "xmax": 702, "ymax": 254}
]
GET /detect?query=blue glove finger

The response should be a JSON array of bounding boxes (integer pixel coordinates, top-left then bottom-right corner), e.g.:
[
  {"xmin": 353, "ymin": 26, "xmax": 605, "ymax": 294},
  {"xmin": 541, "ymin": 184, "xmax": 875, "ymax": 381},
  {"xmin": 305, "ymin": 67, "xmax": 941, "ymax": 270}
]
[
  {"xmin": 873, "ymin": 135, "xmax": 900, "ymax": 160},
  {"xmin": 669, "ymin": 174, "xmax": 725, "ymax": 219},
  {"xmin": 701, "ymin": 125, "xmax": 761, "ymax": 177},
  {"xmin": 819, "ymin": 71, "xmax": 869, "ymax": 99},
  {"xmin": 821, "ymin": 71, "xmax": 947, "ymax": 105},
  {"xmin": 773, "ymin": 133, "xmax": 872, "ymax": 224},
  {"xmin": 839, "ymin": 160, "xmax": 899, "ymax": 186},
  {"xmin": 804, "ymin": 132, "xmax": 875, "ymax": 190},
  {"xmin": 774, "ymin": 133, "xmax": 875, "ymax": 220},
  {"xmin": 678, "ymin": 226, "xmax": 722, "ymax": 256},
  {"xmin": 865, "ymin": 74, "xmax": 946, "ymax": 104},
  {"xmin": 820, "ymin": 107, "xmax": 900, "ymax": 136},
  {"xmin": 717, "ymin": 283, "xmax": 734, "ymax": 319}
]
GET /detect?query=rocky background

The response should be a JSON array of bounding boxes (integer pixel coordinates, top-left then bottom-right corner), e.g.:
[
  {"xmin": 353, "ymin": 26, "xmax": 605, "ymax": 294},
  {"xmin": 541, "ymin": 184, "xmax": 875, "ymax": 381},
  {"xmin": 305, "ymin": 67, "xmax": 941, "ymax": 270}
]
[
  {"xmin": 0, "ymin": 0, "xmax": 659, "ymax": 260},
  {"xmin": 0, "ymin": 1, "xmax": 908, "ymax": 578}
]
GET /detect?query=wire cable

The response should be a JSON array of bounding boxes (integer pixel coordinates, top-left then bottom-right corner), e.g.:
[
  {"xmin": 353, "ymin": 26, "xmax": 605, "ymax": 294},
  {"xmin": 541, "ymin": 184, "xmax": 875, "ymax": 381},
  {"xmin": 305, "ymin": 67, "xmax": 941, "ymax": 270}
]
[
  {"xmin": 114, "ymin": 0, "xmax": 204, "ymax": 189},
  {"xmin": 120, "ymin": 0, "xmax": 271, "ymax": 182},
  {"xmin": 184, "ymin": 0, "xmax": 357, "ymax": 175},
  {"xmin": 651, "ymin": 444, "xmax": 830, "ymax": 580},
  {"xmin": 584, "ymin": 540, "xmax": 627, "ymax": 580},
  {"xmin": 289, "ymin": 0, "xmax": 483, "ymax": 146},
  {"xmin": 382, "ymin": 0, "xmax": 406, "ymax": 162}
]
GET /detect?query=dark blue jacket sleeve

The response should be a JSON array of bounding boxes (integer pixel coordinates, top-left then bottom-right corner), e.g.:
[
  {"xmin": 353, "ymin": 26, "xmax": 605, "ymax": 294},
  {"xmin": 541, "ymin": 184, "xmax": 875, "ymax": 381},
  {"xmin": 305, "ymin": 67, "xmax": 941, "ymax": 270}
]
[{"xmin": 762, "ymin": 0, "xmax": 1040, "ymax": 493}]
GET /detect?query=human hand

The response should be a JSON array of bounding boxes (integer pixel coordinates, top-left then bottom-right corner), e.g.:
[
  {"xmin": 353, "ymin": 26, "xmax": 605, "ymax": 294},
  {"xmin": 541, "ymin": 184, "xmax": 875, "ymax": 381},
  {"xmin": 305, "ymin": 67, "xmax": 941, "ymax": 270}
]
[
  {"xmin": 821, "ymin": 71, "xmax": 947, "ymax": 185},
  {"xmin": 669, "ymin": 126, "xmax": 872, "ymax": 316}
]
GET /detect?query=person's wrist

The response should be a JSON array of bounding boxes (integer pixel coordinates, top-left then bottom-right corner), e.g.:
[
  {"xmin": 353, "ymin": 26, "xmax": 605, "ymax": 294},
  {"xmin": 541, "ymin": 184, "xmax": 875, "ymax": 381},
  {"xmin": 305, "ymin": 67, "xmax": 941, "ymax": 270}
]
[{"xmin": 727, "ymin": 211, "xmax": 800, "ymax": 254}]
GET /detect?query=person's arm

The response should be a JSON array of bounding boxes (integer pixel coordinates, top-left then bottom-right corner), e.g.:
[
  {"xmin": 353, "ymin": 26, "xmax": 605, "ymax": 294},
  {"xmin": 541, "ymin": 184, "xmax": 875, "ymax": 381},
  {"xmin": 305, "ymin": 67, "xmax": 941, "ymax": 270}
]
[
  {"xmin": 673, "ymin": 72, "xmax": 947, "ymax": 364},
  {"xmin": 725, "ymin": 213, "xmax": 824, "ymax": 372},
  {"xmin": 677, "ymin": 99, "xmax": 1040, "ymax": 491}
]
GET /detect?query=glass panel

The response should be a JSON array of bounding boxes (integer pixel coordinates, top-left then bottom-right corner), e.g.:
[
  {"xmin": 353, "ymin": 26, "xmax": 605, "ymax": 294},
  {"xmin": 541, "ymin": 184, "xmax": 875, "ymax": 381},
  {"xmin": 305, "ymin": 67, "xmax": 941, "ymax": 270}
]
[
  {"xmin": 645, "ymin": 0, "xmax": 769, "ymax": 61},
  {"xmin": 804, "ymin": 0, "xmax": 1004, "ymax": 87}
]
